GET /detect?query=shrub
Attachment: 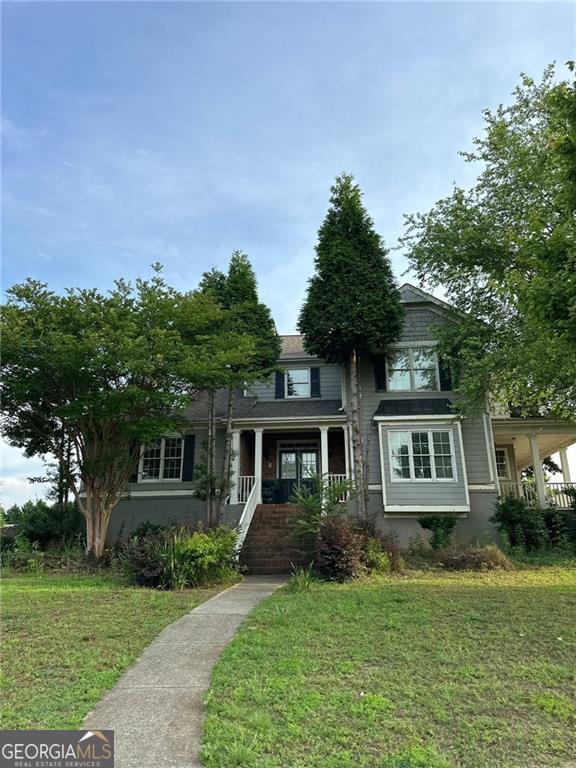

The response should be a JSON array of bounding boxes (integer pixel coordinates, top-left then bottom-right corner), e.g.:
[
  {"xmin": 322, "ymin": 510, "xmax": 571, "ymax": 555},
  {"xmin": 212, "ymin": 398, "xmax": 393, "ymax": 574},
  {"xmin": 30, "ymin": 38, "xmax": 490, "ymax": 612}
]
[
  {"xmin": 436, "ymin": 544, "xmax": 512, "ymax": 571},
  {"xmin": 2, "ymin": 535, "xmax": 45, "ymax": 572},
  {"xmin": 291, "ymin": 476, "xmax": 349, "ymax": 540},
  {"xmin": 5, "ymin": 500, "xmax": 84, "ymax": 548},
  {"xmin": 376, "ymin": 532, "xmax": 405, "ymax": 573},
  {"xmin": 287, "ymin": 565, "xmax": 318, "ymax": 592},
  {"xmin": 131, "ymin": 521, "xmax": 166, "ymax": 539},
  {"xmin": 417, "ymin": 515, "xmax": 458, "ymax": 550},
  {"xmin": 361, "ymin": 536, "xmax": 391, "ymax": 574},
  {"xmin": 316, "ymin": 517, "xmax": 362, "ymax": 582},
  {"xmin": 491, "ymin": 496, "xmax": 551, "ymax": 551},
  {"xmin": 122, "ymin": 525, "xmax": 239, "ymax": 589}
]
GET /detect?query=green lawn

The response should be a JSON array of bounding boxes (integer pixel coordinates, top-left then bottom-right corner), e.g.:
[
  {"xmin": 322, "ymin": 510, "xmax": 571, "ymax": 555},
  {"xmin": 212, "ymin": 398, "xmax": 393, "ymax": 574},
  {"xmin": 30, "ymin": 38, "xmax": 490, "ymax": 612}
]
[
  {"xmin": 203, "ymin": 567, "xmax": 576, "ymax": 768},
  {"xmin": 0, "ymin": 572, "xmax": 220, "ymax": 729}
]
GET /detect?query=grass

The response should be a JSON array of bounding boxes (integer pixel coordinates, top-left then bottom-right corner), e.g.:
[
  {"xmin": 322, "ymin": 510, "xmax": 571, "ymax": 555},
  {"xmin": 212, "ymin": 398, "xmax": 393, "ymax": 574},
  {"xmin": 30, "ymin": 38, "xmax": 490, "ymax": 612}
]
[
  {"xmin": 202, "ymin": 567, "xmax": 576, "ymax": 768},
  {"xmin": 0, "ymin": 571, "xmax": 220, "ymax": 728}
]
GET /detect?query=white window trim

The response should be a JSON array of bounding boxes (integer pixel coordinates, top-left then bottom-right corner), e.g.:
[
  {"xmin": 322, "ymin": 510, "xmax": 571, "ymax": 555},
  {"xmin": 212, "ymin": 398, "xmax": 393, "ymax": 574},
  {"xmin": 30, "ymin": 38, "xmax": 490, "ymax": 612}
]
[
  {"xmin": 385, "ymin": 345, "xmax": 441, "ymax": 393},
  {"xmin": 285, "ymin": 367, "xmax": 311, "ymax": 399},
  {"xmin": 138, "ymin": 437, "xmax": 184, "ymax": 483},
  {"xmin": 388, "ymin": 428, "xmax": 458, "ymax": 483},
  {"xmin": 494, "ymin": 448, "xmax": 510, "ymax": 480}
]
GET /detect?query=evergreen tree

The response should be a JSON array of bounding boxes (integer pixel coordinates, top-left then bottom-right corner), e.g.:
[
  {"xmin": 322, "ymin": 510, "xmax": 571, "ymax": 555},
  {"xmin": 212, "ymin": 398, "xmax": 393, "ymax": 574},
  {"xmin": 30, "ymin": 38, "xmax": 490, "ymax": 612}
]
[{"xmin": 299, "ymin": 174, "xmax": 404, "ymax": 518}]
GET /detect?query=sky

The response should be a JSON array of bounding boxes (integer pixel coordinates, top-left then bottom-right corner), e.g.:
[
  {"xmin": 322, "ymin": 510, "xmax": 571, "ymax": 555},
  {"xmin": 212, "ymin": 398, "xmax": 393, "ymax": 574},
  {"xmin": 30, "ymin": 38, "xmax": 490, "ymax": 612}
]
[{"xmin": 2, "ymin": 1, "xmax": 575, "ymax": 506}]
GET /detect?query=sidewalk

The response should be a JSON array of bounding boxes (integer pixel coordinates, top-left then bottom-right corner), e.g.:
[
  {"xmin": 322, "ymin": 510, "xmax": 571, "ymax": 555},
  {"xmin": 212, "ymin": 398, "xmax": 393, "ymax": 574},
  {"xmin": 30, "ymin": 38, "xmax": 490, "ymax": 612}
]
[{"xmin": 84, "ymin": 576, "xmax": 286, "ymax": 768}]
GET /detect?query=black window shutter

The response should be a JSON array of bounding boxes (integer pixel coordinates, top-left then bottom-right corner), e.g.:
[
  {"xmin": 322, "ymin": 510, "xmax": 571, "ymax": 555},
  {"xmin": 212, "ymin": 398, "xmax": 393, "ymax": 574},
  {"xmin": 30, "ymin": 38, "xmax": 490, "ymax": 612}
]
[
  {"xmin": 310, "ymin": 368, "xmax": 321, "ymax": 398},
  {"xmin": 129, "ymin": 441, "xmax": 140, "ymax": 483},
  {"xmin": 438, "ymin": 359, "xmax": 453, "ymax": 391},
  {"xmin": 275, "ymin": 370, "xmax": 285, "ymax": 399},
  {"xmin": 374, "ymin": 356, "xmax": 387, "ymax": 391},
  {"xmin": 181, "ymin": 435, "xmax": 195, "ymax": 481}
]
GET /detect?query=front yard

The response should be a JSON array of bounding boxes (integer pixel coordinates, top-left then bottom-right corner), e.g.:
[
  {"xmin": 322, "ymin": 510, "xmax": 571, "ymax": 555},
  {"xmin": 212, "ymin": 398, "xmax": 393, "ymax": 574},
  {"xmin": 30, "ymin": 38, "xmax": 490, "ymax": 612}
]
[
  {"xmin": 0, "ymin": 573, "xmax": 220, "ymax": 729},
  {"xmin": 203, "ymin": 567, "xmax": 576, "ymax": 768}
]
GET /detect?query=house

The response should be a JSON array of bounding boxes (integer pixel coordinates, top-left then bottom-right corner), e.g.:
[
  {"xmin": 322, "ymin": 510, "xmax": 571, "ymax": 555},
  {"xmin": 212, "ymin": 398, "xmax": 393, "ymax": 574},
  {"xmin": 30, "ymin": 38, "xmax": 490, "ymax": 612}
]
[{"xmin": 109, "ymin": 284, "xmax": 576, "ymax": 568}]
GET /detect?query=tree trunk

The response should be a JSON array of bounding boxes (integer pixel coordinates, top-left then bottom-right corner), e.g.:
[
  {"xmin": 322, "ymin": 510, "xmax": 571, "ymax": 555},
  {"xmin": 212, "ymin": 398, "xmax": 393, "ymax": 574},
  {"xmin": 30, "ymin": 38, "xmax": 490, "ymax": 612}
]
[
  {"xmin": 218, "ymin": 388, "xmax": 235, "ymax": 523},
  {"xmin": 206, "ymin": 391, "xmax": 215, "ymax": 527},
  {"xmin": 349, "ymin": 348, "xmax": 367, "ymax": 519},
  {"xmin": 81, "ymin": 491, "xmax": 114, "ymax": 560}
]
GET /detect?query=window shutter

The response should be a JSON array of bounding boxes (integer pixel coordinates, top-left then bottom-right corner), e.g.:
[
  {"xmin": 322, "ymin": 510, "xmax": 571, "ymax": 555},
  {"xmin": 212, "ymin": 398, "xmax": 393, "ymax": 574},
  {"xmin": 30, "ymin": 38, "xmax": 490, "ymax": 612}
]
[
  {"xmin": 374, "ymin": 356, "xmax": 387, "ymax": 391},
  {"xmin": 181, "ymin": 435, "xmax": 195, "ymax": 481},
  {"xmin": 310, "ymin": 368, "xmax": 321, "ymax": 398},
  {"xmin": 438, "ymin": 359, "xmax": 453, "ymax": 391},
  {"xmin": 129, "ymin": 441, "xmax": 140, "ymax": 483},
  {"xmin": 275, "ymin": 370, "xmax": 285, "ymax": 399}
]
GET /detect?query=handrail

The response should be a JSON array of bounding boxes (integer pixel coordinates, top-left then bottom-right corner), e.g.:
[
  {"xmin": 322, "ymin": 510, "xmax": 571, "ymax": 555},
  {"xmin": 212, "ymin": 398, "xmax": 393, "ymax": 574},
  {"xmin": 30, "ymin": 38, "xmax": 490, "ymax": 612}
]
[
  {"xmin": 237, "ymin": 475, "xmax": 256, "ymax": 504},
  {"xmin": 236, "ymin": 479, "xmax": 260, "ymax": 552}
]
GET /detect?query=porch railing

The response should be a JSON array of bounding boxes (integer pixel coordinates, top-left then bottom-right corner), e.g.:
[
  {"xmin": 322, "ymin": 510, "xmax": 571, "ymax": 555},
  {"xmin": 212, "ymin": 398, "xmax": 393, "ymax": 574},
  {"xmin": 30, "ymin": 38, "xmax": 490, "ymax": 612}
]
[
  {"xmin": 499, "ymin": 481, "xmax": 575, "ymax": 510},
  {"xmin": 236, "ymin": 479, "xmax": 260, "ymax": 552},
  {"xmin": 327, "ymin": 473, "xmax": 349, "ymax": 502},
  {"xmin": 237, "ymin": 475, "xmax": 256, "ymax": 504}
]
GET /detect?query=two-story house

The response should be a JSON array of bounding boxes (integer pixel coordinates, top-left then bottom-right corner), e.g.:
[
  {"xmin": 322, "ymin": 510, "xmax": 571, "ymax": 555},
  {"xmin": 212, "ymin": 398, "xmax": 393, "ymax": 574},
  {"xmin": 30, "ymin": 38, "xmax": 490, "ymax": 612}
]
[{"xmin": 110, "ymin": 284, "xmax": 576, "ymax": 569}]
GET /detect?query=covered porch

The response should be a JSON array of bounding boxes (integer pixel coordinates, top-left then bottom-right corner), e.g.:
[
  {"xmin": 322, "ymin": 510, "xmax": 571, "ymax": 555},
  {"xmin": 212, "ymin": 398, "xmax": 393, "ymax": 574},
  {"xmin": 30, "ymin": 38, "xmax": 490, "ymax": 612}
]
[
  {"xmin": 492, "ymin": 418, "xmax": 575, "ymax": 510},
  {"xmin": 229, "ymin": 419, "xmax": 351, "ymax": 505}
]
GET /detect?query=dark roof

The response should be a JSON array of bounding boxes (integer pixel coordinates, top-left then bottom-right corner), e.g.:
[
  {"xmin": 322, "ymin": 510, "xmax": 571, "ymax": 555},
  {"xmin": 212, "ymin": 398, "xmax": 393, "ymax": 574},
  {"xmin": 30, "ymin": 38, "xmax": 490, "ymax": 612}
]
[
  {"xmin": 374, "ymin": 398, "xmax": 455, "ymax": 418},
  {"xmin": 182, "ymin": 390, "xmax": 344, "ymax": 422}
]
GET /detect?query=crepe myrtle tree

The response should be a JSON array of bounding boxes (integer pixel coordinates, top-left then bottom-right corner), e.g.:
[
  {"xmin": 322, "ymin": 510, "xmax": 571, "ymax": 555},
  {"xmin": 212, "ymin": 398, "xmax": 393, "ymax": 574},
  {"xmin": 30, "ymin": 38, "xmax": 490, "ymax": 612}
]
[
  {"xmin": 0, "ymin": 268, "xmax": 251, "ymax": 558},
  {"xmin": 299, "ymin": 174, "xmax": 404, "ymax": 519}
]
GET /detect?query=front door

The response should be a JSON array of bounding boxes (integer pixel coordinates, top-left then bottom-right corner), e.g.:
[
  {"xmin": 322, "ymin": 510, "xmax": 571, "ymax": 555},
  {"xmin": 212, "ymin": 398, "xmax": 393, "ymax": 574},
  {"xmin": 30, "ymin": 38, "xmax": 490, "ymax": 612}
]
[{"xmin": 279, "ymin": 448, "xmax": 319, "ymax": 485}]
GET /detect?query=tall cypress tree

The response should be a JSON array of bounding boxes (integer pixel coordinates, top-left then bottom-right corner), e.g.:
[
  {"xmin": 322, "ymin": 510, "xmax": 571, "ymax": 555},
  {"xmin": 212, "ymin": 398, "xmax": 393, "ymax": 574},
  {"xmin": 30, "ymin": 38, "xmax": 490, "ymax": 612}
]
[{"xmin": 299, "ymin": 174, "xmax": 404, "ymax": 518}]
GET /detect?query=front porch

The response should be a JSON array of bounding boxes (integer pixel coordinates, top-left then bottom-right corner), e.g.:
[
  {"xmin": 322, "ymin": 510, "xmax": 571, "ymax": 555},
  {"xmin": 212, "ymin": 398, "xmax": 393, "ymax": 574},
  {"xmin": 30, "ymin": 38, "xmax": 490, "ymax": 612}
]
[
  {"xmin": 229, "ymin": 422, "xmax": 351, "ymax": 505},
  {"xmin": 492, "ymin": 418, "xmax": 575, "ymax": 510}
]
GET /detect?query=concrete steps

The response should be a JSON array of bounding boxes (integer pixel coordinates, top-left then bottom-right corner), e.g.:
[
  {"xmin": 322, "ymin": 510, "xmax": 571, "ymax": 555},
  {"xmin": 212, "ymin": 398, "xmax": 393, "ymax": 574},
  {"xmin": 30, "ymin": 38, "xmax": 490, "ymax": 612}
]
[{"xmin": 240, "ymin": 504, "xmax": 312, "ymax": 575}]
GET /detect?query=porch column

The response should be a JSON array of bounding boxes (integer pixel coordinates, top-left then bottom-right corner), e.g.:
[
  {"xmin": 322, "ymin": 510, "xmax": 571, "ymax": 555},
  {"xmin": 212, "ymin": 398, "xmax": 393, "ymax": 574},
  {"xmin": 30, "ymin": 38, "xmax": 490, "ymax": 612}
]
[
  {"xmin": 320, "ymin": 426, "xmax": 329, "ymax": 477},
  {"xmin": 254, "ymin": 428, "xmax": 263, "ymax": 503},
  {"xmin": 343, "ymin": 425, "xmax": 350, "ymax": 480},
  {"xmin": 528, "ymin": 433, "xmax": 547, "ymax": 506},
  {"xmin": 229, "ymin": 429, "xmax": 241, "ymax": 504},
  {"xmin": 559, "ymin": 447, "xmax": 572, "ymax": 483}
]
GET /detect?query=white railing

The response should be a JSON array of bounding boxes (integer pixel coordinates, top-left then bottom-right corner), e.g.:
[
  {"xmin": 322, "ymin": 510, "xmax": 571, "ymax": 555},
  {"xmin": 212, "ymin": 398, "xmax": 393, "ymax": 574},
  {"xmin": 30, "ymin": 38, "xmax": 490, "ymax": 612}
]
[
  {"xmin": 327, "ymin": 473, "xmax": 349, "ymax": 502},
  {"xmin": 499, "ymin": 481, "xmax": 575, "ymax": 509},
  {"xmin": 237, "ymin": 475, "xmax": 256, "ymax": 504},
  {"xmin": 236, "ymin": 480, "xmax": 260, "ymax": 552}
]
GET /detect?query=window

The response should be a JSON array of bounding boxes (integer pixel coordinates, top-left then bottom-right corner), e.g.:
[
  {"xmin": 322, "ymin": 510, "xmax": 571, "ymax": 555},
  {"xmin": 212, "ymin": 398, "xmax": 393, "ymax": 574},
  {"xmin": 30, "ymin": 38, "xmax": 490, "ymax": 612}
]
[
  {"xmin": 285, "ymin": 368, "xmax": 310, "ymax": 398},
  {"xmin": 495, "ymin": 448, "xmax": 510, "ymax": 479},
  {"xmin": 387, "ymin": 347, "xmax": 439, "ymax": 391},
  {"xmin": 139, "ymin": 437, "xmax": 184, "ymax": 482},
  {"xmin": 389, "ymin": 429, "xmax": 456, "ymax": 482}
]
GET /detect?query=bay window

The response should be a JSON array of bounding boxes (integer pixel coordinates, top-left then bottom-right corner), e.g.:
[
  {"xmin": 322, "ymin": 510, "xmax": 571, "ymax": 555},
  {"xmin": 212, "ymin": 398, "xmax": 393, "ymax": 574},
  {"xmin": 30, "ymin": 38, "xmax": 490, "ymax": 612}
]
[{"xmin": 389, "ymin": 429, "xmax": 456, "ymax": 482}]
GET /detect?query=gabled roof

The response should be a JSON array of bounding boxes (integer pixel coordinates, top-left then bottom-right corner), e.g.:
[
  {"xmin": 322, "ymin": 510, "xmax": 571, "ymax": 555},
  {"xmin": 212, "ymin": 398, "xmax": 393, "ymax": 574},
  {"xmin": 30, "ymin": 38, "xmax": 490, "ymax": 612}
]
[
  {"xmin": 399, "ymin": 283, "xmax": 463, "ymax": 316},
  {"xmin": 280, "ymin": 335, "xmax": 314, "ymax": 360}
]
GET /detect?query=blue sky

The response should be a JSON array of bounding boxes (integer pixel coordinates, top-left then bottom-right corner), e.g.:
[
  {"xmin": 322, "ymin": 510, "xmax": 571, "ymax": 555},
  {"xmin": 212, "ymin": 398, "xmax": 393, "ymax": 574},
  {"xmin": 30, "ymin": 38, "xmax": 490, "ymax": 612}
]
[{"xmin": 2, "ymin": 1, "xmax": 575, "ymax": 505}]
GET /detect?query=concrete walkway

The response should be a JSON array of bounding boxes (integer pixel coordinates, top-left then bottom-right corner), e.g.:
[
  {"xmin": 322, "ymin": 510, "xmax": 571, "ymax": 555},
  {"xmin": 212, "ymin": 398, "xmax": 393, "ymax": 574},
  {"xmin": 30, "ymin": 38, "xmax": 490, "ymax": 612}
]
[{"xmin": 85, "ymin": 576, "xmax": 286, "ymax": 768}]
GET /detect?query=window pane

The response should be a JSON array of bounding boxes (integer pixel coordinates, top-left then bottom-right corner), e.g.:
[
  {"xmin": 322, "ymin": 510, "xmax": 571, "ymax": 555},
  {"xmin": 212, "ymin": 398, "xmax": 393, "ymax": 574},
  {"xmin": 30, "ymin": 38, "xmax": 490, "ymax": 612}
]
[
  {"xmin": 412, "ymin": 348, "xmax": 436, "ymax": 367},
  {"xmin": 495, "ymin": 450, "xmax": 508, "ymax": 478},
  {"xmin": 388, "ymin": 350, "xmax": 410, "ymax": 369},
  {"xmin": 388, "ymin": 368, "xmax": 411, "ymax": 391},
  {"xmin": 392, "ymin": 455, "xmax": 411, "ymax": 479},
  {"xmin": 163, "ymin": 438, "xmax": 183, "ymax": 479},
  {"xmin": 413, "ymin": 368, "xmax": 438, "ymax": 390},
  {"xmin": 300, "ymin": 452, "xmax": 318, "ymax": 478},
  {"xmin": 390, "ymin": 432, "xmax": 411, "ymax": 479},
  {"xmin": 286, "ymin": 369, "xmax": 310, "ymax": 397},
  {"xmin": 141, "ymin": 440, "xmax": 162, "ymax": 480},
  {"xmin": 280, "ymin": 452, "xmax": 297, "ymax": 479},
  {"xmin": 432, "ymin": 431, "xmax": 454, "ymax": 479},
  {"xmin": 412, "ymin": 432, "xmax": 432, "ymax": 478}
]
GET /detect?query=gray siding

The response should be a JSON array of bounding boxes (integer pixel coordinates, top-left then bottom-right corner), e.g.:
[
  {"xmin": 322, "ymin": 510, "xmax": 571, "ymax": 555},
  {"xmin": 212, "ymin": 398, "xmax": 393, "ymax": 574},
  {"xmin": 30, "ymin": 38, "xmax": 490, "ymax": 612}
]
[
  {"xmin": 249, "ymin": 362, "xmax": 342, "ymax": 401},
  {"xmin": 108, "ymin": 497, "xmax": 208, "ymax": 542},
  {"xmin": 460, "ymin": 417, "xmax": 493, "ymax": 484},
  {"xmin": 402, "ymin": 307, "xmax": 447, "ymax": 342}
]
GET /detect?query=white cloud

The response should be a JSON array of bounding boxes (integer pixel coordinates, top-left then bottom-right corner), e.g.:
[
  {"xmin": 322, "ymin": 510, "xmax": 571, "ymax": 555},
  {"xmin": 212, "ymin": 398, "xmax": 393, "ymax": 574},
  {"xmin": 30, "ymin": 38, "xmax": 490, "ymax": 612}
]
[{"xmin": 1, "ymin": 442, "xmax": 49, "ymax": 509}]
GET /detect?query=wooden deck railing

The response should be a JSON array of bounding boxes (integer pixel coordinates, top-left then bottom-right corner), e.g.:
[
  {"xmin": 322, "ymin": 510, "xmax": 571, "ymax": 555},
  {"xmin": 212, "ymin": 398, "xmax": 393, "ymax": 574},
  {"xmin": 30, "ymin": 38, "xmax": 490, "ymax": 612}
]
[
  {"xmin": 499, "ymin": 481, "xmax": 575, "ymax": 510},
  {"xmin": 237, "ymin": 475, "xmax": 256, "ymax": 504}
]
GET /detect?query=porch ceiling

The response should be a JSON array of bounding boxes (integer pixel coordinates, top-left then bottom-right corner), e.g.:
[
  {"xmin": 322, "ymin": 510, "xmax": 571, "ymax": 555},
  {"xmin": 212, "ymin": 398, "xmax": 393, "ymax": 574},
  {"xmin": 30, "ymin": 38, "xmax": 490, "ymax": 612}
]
[{"xmin": 492, "ymin": 419, "xmax": 576, "ymax": 469}]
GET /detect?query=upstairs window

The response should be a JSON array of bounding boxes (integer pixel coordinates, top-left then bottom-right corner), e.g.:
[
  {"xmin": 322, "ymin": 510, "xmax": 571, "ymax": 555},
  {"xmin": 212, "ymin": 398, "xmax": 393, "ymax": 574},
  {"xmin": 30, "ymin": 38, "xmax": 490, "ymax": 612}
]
[
  {"xmin": 387, "ymin": 346, "xmax": 439, "ymax": 391},
  {"xmin": 285, "ymin": 368, "xmax": 310, "ymax": 398},
  {"xmin": 389, "ymin": 429, "xmax": 455, "ymax": 482},
  {"xmin": 139, "ymin": 437, "xmax": 184, "ymax": 481}
]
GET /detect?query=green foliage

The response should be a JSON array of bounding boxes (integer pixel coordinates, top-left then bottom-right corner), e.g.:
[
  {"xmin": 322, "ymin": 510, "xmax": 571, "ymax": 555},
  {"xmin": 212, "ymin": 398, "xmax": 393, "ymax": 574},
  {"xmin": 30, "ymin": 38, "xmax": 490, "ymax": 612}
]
[
  {"xmin": 286, "ymin": 565, "xmax": 319, "ymax": 592},
  {"xmin": 403, "ymin": 65, "xmax": 576, "ymax": 418},
  {"xmin": 316, "ymin": 516, "xmax": 363, "ymax": 582},
  {"xmin": 2, "ymin": 535, "xmax": 45, "ymax": 573},
  {"xmin": 122, "ymin": 525, "xmax": 239, "ymax": 589},
  {"xmin": 298, "ymin": 174, "xmax": 404, "ymax": 363},
  {"xmin": 192, "ymin": 442, "xmax": 231, "ymax": 501},
  {"xmin": 5, "ymin": 500, "xmax": 84, "ymax": 548},
  {"xmin": 291, "ymin": 475, "xmax": 350, "ymax": 542},
  {"xmin": 361, "ymin": 536, "xmax": 392, "ymax": 574},
  {"xmin": 417, "ymin": 515, "xmax": 458, "ymax": 550},
  {"xmin": 436, "ymin": 544, "xmax": 512, "ymax": 571},
  {"xmin": 379, "ymin": 746, "xmax": 452, "ymax": 768},
  {"xmin": 490, "ymin": 496, "xmax": 573, "ymax": 552},
  {"xmin": 131, "ymin": 521, "xmax": 166, "ymax": 539}
]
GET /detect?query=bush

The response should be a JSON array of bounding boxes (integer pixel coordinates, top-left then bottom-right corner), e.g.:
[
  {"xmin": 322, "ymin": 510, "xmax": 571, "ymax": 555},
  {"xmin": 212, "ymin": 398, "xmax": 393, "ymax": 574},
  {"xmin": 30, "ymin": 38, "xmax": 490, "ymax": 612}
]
[
  {"xmin": 376, "ymin": 532, "xmax": 405, "ymax": 573},
  {"xmin": 1, "ymin": 535, "xmax": 45, "ymax": 572},
  {"xmin": 5, "ymin": 500, "xmax": 84, "ymax": 548},
  {"xmin": 492, "ymin": 496, "xmax": 553, "ymax": 551},
  {"xmin": 361, "ymin": 536, "xmax": 391, "ymax": 574},
  {"xmin": 121, "ymin": 525, "xmax": 239, "ymax": 589},
  {"xmin": 316, "ymin": 517, "xmax": 362, "ymax": 582},
  {"xmin": 436, "ymin": 544, "xmax": 512, "ymax": 571},
  {"xmin": 287, "ymin": 565, "xmax": 318, "ymax": 592},
  {"xmin": 131, "ymin": 521, "xmax": 166, "ymax": 539},
  {"xmin": 417, "ymin": 515, "xmax": 458, "ymax": 550}
]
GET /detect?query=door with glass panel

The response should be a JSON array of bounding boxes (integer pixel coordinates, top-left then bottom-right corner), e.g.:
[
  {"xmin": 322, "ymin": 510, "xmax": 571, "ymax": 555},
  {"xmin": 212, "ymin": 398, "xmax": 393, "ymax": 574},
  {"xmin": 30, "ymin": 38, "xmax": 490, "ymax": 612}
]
[{"xmin": 279, "ymin": 448, "xmax": 319, "ymax": 484}]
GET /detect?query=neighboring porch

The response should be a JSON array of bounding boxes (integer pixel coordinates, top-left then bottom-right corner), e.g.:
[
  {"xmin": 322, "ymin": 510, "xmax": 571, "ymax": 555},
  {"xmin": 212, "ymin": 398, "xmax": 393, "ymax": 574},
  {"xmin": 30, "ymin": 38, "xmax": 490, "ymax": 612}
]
[
  {"xmin": 229, "ymin": 423, "xmax": 351, "ymax": 505},
  {"xmin": 492, "ymin": 419, "xmax": 575, "ymax": 510}
]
